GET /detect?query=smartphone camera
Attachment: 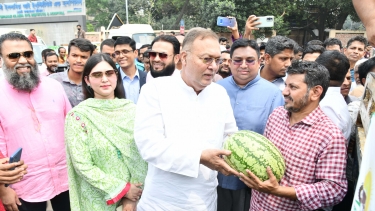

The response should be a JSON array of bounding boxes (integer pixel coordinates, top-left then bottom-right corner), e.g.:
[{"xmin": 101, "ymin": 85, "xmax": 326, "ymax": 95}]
[
  {"xmin": 266, "ymin": 17, "xmax": 273, "ymax": 21},
  {"xmin": 56, "ymin": 64, "xmax": 68, "ymax": 73}
]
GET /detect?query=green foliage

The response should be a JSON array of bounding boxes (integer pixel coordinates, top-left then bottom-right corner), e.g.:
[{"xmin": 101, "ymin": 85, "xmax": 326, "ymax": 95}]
[{"xmin": 87, "ymin": 23, "xmax": 95, "ymax": 32}]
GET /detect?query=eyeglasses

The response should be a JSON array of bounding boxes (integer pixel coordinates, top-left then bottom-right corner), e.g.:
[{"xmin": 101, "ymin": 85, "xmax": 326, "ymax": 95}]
[
  {"xmin": 104, "ymin": 53, "xmax": 116, "ymax": 58},
  {"xmin": 199, "ymin": 57, "xmax": 221, "ymax": 65},
  {"xmin": 114, "ymin": 49, "xmax": 134, "ymax": 57},
  {"xmin": 7, "ymin": 51, "xmax": 34, "ymax": 61},
  {"xmin": 89, "ymin": 70, "xmax": 117, "ymax": 79},
  {"xmin": 231, "ymin": 59, "xmax": 256, "ymax": 66},
  {"xmin": 149, "ymin": 51, "xmax": 170, "ymax": 60}
]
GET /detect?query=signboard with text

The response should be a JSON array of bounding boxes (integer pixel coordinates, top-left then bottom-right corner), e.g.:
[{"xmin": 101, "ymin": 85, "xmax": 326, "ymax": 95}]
[{"xmin": 0, "ymin": 0, "xmax": 85, "ymax": 20}]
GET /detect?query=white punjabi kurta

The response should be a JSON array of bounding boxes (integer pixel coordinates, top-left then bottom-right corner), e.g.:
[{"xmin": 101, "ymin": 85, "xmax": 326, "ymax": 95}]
[{"xmin": 134, "ymin": 74, "xmax": 238, "ymax": 211}]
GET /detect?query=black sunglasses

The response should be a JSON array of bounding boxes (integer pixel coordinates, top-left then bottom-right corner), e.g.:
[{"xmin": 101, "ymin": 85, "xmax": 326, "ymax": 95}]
[{"xmin": 7, "ymin": 51, "xmax": 34, "ymax": 61}]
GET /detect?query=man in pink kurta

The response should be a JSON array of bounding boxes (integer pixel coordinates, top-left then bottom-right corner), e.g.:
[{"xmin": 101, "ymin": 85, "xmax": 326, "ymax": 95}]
[{"xmin": 0, "ymin": 33, "xmax": 71, "ymax": 211}]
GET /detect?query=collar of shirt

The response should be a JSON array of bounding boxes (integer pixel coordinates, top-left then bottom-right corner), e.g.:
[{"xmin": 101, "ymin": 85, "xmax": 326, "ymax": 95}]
[
  {"xmin": 119, "ymin": 67, "xmax": 140, "ymax": 81},
  {"xmin": 284, "ymin": 106, "xmax": 324, "ymax": 126},
  {"xmin": 229, "ymin": 74, "xmax": 261, "ymax": 89},
  {"xmin": 64, "ymin": 69, "xmax": 82, "ymax": 85}
]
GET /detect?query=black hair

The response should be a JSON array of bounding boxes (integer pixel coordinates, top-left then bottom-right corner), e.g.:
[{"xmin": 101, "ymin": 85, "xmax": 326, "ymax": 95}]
[
  {"xmin": 323, "ymin": 38, "xmax": 342, "ymax": 49},
  {"xmin": 143, "ymin": 49, "xmax": 151, "ymax": 58},
  {"xmin": 58, "ymin": 47, "xmax": 66, "ymax": 54},
  {"xmin": 221, "ymin": 50, "xmax": 230, "ymax": 54},
  {"xmin": 259, "ymin": 42, "xmax": 266, "ymax": 50},
  {"xmin": 287, "ymin": 61, "xmax": 330, "ymax": 101},
  {"xmin": 0, "ymin": 33, "xmax": 32, "ymax": 57},
  {"xmin": 68, "ymin": 38, "xmax": 95, "ymax": 56},
  {"xmin": 230, "ymin": 39, "xmax": 260, "ymax": 58},
  {"xmin": 346, "ymin": 36, "xmax": 368, "ymax": 48},
  {"xmin": 315, "ymin": 50, "xmax": 350, "ymax": 84},
  {"xmin": 302, "ymin": 45, "xmax": 325, "ymax": 59},
  {"xmin": 219, "ymin": 37, "xmax": 228, "ymax": 43},
  {"xmin": 151, "ymin": 35, "xmax": 180, "ymax": 55},
  {"xmin": 265, "ymin": 35, "xmax": 295, "ymax": 57},
  {"xmin": 45, "ymin": 52, "xmax": 58, "ymax": 61},
  {"xmin": 171, "ymin": 31, "xmax": 175, "ymax": 35},
  {"xmin": 358, "ymin": 57, "xmax": 375, "ymax": 85},
  {"xmin": 140, "ymin": 44, "xmax": 151, "ymax": 50},
  {"xmin": 30, "ymin": 29, "xmax": 35, "ymax": 32},
  {"xmin": 100, "ymin": 39, "xmax": 115, "ymax": 51},
  {"xmin": 82, "ymin": 53, "xmax": 125, "ymax": 99},
  {"xmin": 114, "ymin": 36, "xmax": 136, "ymax": 51},
  {"xmin": 42, "ymin": 49, "xmax": 55, "ymax": 61},
  {"xmin": 307, "ymin": 40, "xmax": 323, "ymax": 46},
  {"xmin": 77, "ymin": 24, "xmax": 81, "ymax": 27}
]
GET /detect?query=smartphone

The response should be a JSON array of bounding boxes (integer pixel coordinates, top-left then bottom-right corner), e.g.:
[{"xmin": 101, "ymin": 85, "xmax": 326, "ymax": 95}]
[
  {"xmin": 257, "ymin": 16, "xmax": 275, "ymax": 28},
  {"xmin": 5, "ymin": 148, "xmax": 22, "ymax": 187},
  {"xmin": 217, "ymin": 16, "xmax": 236, "ymax": 27}
]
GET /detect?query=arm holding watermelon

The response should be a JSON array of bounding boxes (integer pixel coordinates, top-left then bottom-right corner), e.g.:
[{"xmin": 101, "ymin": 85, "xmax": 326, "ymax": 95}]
[
  {"xmin": 239, "ymin": 167, "xmax": 297, "ymax": 200},
  {"xmin": 200, "ymin": 149, "xmax": 239, "ymax": 176}
]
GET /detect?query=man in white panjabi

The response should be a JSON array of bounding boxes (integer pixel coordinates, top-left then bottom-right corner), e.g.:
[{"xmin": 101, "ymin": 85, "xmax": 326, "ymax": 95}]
[{"xmin": 134, "ymin": 28, "xmax": 239, "ymax": 211}]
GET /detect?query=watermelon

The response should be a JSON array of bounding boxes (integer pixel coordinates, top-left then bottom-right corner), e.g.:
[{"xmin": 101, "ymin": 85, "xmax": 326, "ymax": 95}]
[{"xmin": 223, "ymin": 130, "xmax": 286, "ymax": 182}]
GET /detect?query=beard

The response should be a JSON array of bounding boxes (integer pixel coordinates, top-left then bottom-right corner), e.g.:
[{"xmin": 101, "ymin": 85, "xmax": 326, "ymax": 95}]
[
  {"xmin": 150, "ymin": 62, "xmax": 175, "ymax": 78},
  {"xmin": 284, "ymin": 90, "xmax": 309, "ymax": 113},
  {"xmin": 218, "ymin": 66, "xmax": 231, "ymax": 78},
  {"xmin": 3, "ymin": 62, "xmax": 40, "ymax": 91}
]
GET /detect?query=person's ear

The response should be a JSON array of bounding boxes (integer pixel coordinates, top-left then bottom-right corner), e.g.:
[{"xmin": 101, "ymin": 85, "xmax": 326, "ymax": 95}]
[{"xmin": 310, "ymin": 85, "xmax": 323, "ymax": 102}]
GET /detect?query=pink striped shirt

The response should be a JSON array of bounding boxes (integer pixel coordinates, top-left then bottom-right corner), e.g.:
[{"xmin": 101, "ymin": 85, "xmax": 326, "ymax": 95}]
[{"xmin": 0, "ymin": 77, "xmax": 71, "ymax": 202}]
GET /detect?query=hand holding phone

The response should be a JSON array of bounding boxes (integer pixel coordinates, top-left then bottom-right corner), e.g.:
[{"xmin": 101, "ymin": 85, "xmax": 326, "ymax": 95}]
[
  {"xmin": 217, "ymin": 16, "xmax": 237, "ymax": 28},
  {"xmin": 4, "ymin": 148, "xmax": 25, "ymax": 187}
]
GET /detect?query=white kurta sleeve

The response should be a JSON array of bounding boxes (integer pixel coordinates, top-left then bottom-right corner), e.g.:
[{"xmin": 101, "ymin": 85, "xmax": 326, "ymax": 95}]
[{"xmin": 134, "ymin": 82, "xmax": 202, "ymax": 178}]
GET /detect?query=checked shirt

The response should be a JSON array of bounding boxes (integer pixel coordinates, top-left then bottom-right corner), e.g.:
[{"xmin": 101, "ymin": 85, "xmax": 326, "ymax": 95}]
[{"xmin": 250, "ymin": 106, "xmax": 347, "ymax": 211}]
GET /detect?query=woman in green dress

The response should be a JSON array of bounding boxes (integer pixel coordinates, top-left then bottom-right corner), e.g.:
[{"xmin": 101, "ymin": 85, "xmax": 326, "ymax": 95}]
[{"xmin": 65, "ymin": 53, "xmax": 147, "ymax": 211}]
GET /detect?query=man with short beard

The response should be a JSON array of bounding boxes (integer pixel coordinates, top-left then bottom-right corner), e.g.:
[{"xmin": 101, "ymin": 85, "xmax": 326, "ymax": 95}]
[
  {"xmin": 0, "ymin": 33, "xmax": 71, "ymax": 211},
  {"xmin": 218, "ymin": 51, "xmax": 231, "ymax": 78},
  {"xmin": 146, "ymin": 35, "xmax": 180, "ymax": 82},
  {"xmin": 42, "ymin": 52, "xmax": 59, "ymax": 76},
  {"xmin": 240, "ymin": 61, "xmax": 347, "ymax": 211}
]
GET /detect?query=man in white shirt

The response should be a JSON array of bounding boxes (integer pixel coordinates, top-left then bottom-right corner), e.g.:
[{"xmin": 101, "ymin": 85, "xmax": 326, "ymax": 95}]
[
  {"xmin": 146, "ymin": 35, "xmax": 180, "ymax": 82},
  {"xmin": 134, "ymin": 27, "xmax": 239, "ymax": 211},
  {"xmin": 316, "ymin": 50, "xmax": 352, "ymax": 143}
]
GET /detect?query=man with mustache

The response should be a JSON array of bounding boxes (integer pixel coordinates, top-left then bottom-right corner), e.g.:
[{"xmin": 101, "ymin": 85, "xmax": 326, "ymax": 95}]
[
  {"xmin": 146, "ymin": 35, "xmax": 180, "ymax": 82},
  {"xmin": 344, "ymin": 36, "xmax": 367, "ymax": 87},
  {"xmin": 240, "ymin": 61, "xmax": 347, "ymax": 211},
  {"xmin": 0, "ymin": 33, "xmax": 71, "ymax": 211},
  {"xmin": 217, "ymin": 51, "xmax": 231, "ymax": 79},
  {"xmin": 43, "ymin": 52, "xmax": 59, "ymax": 76},
  {"xmin": 49, "ymin": 38, "xmax": 95, "ymax": 107}
]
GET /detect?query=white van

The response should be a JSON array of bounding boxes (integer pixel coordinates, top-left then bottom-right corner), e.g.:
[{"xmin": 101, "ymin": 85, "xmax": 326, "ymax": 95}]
[{"xmin": 108, "ymin": 24, "xmax": 156, "ymax": 47}]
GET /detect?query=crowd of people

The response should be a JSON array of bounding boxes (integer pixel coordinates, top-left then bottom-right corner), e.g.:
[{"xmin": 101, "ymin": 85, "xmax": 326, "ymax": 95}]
[{"xmin": 0, "ymin": 9, "xmax": 375, "ymax": 211}]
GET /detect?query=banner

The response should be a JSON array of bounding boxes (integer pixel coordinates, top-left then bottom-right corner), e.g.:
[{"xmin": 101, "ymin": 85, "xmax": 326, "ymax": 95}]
[
  {"xmin": 352, "ymin": 113, "xmax": 375, "ymax": 211},
  {"xmin": 0, "ymin": 0, "xmax": 85, "ymax": 20}
]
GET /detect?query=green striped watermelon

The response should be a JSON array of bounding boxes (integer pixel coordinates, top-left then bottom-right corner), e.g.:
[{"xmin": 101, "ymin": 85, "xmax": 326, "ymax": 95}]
[{"xmin": 223, "ymin": 130, "xmax": 285, "ymax": 182}]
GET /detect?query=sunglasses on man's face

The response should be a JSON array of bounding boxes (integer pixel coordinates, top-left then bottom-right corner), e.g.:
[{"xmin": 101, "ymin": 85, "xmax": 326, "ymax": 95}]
[
  {"xmin": 104, "ymin": 53, "xmax": 116, "ymax": 58},
  {"xmin": 89, "ymin": 70, "xmax": 117, "ymax": 79},
  {"xmin": 7, "ymin": 51, "xmax": 34, "ymax": 61},
  {"xmin": 231, "ymin": 59, "xmax": 256, "ymax": 66},
  {"xmin": 149, "ymin": 51, "xmax": 169, "ymax": 60}
]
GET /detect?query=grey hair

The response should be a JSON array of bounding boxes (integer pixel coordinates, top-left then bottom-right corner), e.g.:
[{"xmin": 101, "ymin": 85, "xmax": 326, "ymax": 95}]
[
  {"xmin": 287, "ymin": 61, "xmax": 330, "ymax": 101},
  {"xmin": 0, "ymin": 33, "xmax": 32, "ymax": 57},
  {"xmin": 265, "ymin": 35, "xmax": 295, "ymax": 57},
  {"xmin": 182, "ymin": 27, "xmax": 218, "ymax": 51}
]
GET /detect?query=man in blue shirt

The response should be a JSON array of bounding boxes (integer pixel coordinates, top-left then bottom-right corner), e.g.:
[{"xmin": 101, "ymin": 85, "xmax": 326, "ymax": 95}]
[
  {"xmin": 114, "ymin": 36, "xmax": 146, "ymax": 104},
  {"xmin": 217, "ymin": 39, "xmax": 284, "ymax": 211}
]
